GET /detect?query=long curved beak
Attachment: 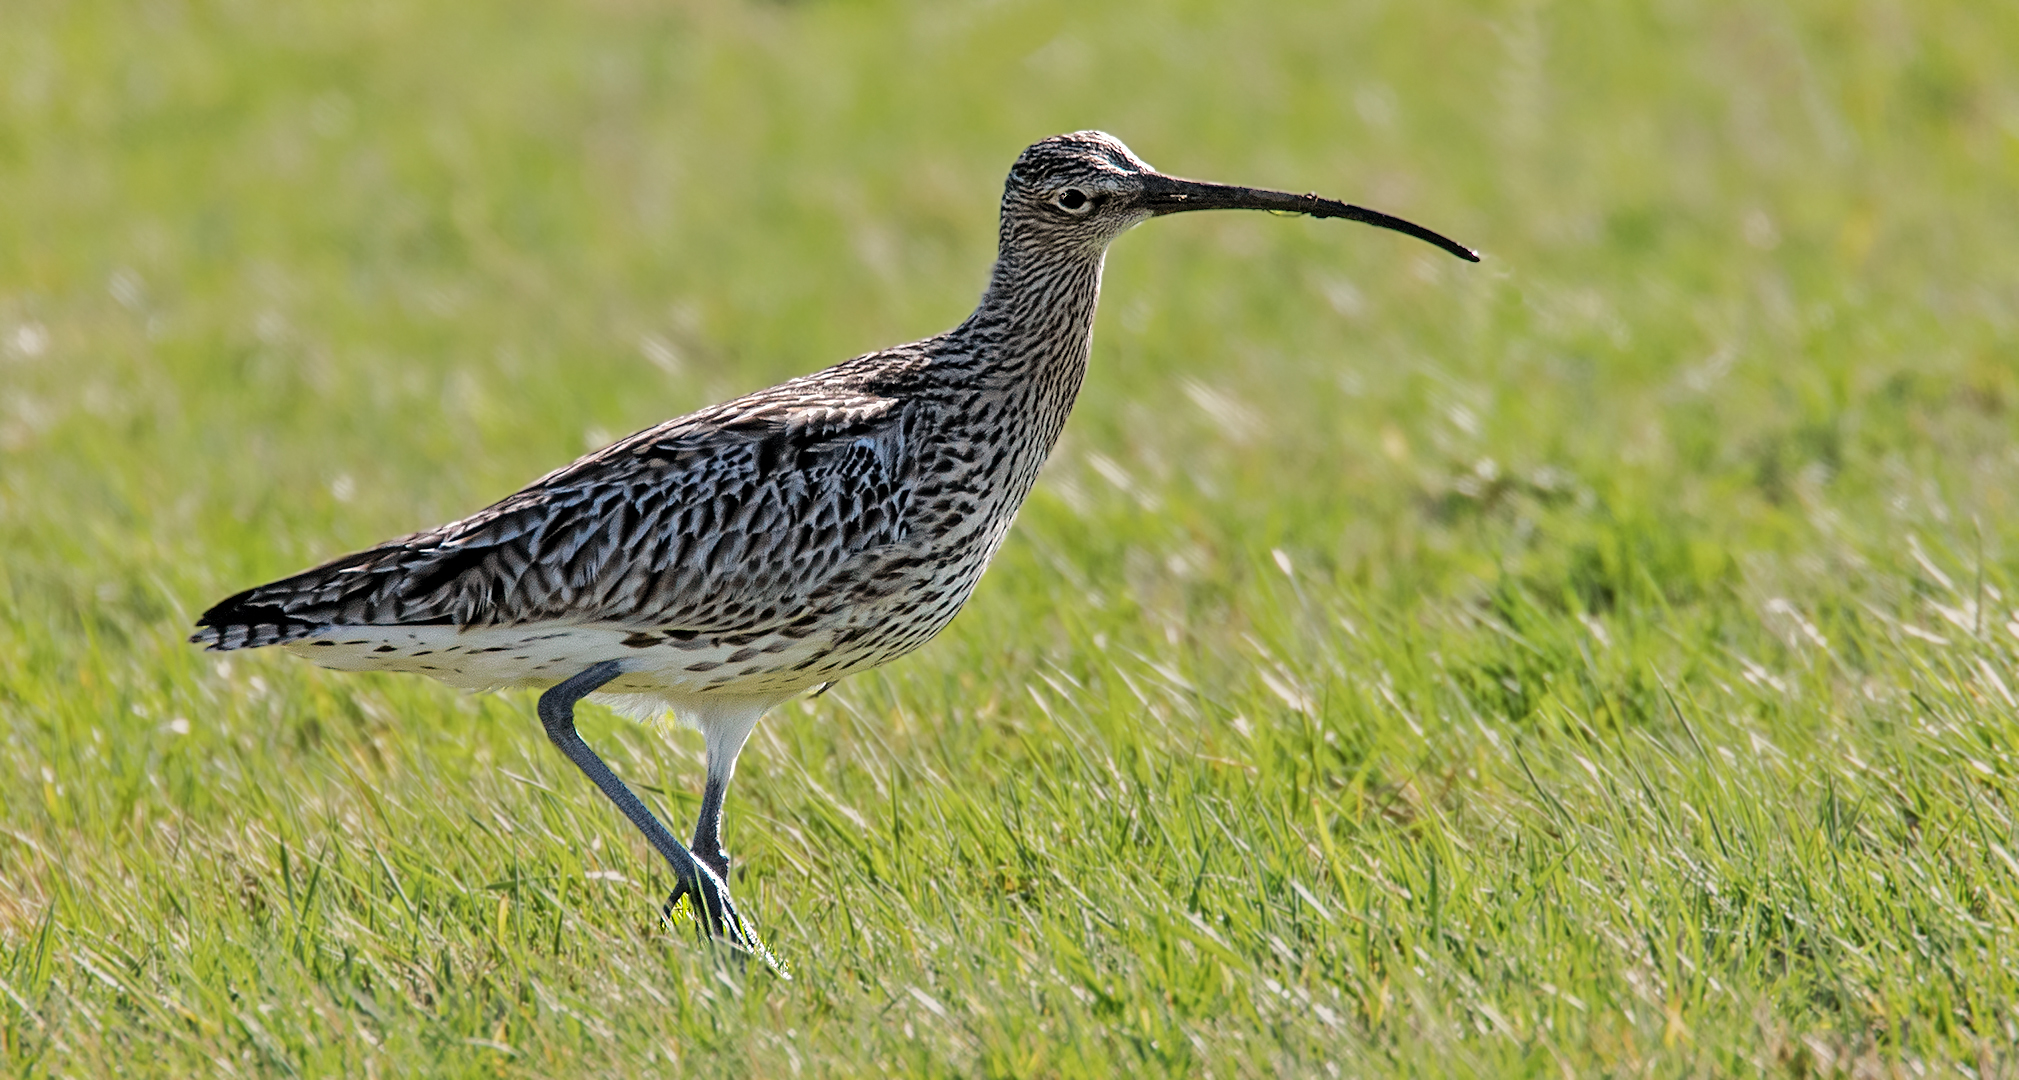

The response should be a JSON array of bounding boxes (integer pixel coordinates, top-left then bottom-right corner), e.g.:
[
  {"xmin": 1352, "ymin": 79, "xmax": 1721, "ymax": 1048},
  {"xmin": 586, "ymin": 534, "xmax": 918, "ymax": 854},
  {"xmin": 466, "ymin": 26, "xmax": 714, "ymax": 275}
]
[{"xmin": 1142, "ymin": 174, "xmax": 1480, "ymax": 262}]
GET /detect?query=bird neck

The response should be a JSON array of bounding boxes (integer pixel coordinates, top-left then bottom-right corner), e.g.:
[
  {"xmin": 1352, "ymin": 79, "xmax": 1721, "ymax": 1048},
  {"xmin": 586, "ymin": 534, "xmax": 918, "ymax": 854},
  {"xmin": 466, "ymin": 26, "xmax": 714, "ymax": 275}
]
[
  {"xmin": 919, "ymin": 239, "xmax": 1108, "ymax": 539},
  {"xmin": 953, "ymin": 243, "xmax": 1107, "ymax": 388}
]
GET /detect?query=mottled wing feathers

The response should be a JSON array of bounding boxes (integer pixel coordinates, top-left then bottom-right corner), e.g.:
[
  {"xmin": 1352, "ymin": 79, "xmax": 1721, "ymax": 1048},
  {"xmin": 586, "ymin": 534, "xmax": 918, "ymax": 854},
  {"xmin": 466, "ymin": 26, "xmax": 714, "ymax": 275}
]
[{"xmin": 193, "ymin": 388, "xmax": 918, "ymax": 650}]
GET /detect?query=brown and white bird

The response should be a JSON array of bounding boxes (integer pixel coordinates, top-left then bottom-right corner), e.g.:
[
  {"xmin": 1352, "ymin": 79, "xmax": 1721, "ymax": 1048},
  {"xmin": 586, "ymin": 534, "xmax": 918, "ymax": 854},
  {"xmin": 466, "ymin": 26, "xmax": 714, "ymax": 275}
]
[{"xmin": 192, "ymin": 131, "xmax": 1477, "ymax": 960}]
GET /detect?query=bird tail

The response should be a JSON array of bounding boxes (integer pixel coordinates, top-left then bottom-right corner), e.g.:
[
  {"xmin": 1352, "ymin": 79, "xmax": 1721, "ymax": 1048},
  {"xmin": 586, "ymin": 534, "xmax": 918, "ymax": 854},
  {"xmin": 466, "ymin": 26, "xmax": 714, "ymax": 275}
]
[{"xmin": 190, "ymin": 586, "xmax": 329, "ymax": 651}]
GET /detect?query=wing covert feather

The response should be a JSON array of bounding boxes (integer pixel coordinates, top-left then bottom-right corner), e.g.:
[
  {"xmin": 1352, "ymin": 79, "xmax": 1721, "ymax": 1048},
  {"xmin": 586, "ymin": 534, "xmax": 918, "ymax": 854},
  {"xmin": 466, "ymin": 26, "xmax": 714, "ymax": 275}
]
[{"xmin": 193, "ymin": 392, "xmax": 919, "ymax": 647}]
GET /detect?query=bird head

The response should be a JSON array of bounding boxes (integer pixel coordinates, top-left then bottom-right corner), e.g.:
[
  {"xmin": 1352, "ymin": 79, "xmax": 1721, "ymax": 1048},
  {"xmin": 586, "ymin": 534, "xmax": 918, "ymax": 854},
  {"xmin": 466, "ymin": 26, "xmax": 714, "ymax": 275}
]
[{"xmin": 1000, "ymin": 130, "xmax": 1478, "ymax": 263}]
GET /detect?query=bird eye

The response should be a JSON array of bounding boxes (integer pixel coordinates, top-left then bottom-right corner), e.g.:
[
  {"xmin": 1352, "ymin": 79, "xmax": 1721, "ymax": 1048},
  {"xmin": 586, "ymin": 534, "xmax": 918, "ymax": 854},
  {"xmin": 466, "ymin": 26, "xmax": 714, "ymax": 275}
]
[{"xmin": 1055, "ymin": 188, "xmax": 1091, "ymax": 214}]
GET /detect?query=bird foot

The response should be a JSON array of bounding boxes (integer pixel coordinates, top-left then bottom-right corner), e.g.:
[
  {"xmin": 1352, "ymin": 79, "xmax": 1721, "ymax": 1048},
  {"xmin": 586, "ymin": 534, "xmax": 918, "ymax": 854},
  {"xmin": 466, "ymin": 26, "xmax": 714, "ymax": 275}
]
[{"xmin": 664, "ymin": 866, "xmax": 785, "ymax": 976}]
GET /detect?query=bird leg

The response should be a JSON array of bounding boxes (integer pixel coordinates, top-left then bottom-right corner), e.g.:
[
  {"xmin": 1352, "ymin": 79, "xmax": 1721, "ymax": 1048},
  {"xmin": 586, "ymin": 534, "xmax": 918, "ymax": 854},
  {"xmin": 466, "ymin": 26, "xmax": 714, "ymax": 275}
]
[
  {"xmin": 536, "ymin": 660, "xmax": 754, "ymax": 951},
  {"xmin": 690, "ymin": 774, "xmax": 731, "ymax": 882},
  {"xmin": 677, "ymin": 696, "xmax": 766, "ymax": 916}
]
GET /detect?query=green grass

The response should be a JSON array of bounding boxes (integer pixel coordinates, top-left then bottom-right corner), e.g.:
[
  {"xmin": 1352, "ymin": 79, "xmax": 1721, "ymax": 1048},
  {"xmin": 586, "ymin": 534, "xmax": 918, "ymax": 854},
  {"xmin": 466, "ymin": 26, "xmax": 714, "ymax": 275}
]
[{"xmin": 5, "ymin": 0, "xmax": 2019, "ymax": 1074}]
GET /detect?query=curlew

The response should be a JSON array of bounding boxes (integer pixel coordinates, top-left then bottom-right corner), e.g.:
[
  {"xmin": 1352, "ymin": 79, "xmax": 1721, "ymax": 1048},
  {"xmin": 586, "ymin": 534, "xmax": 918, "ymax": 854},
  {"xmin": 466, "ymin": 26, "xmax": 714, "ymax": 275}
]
[{"xmin": 192, "ymin": 132, "xmax": 1477, "ymax": 961}]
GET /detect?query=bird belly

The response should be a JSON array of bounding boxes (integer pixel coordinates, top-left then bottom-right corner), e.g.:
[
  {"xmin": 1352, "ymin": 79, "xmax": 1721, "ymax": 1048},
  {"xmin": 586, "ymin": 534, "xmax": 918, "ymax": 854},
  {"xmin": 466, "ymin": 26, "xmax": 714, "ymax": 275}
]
[{"xmin": 282, "ymin": 622, "xmax": 849, "ymax": 698}]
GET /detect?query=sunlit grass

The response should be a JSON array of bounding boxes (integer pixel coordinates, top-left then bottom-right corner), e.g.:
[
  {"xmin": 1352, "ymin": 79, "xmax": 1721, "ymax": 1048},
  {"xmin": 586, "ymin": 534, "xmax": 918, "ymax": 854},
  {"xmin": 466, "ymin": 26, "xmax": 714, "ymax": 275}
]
[{"xmin": 4, "ymin": 0, "xmax": 2019, "ymax": 1074}]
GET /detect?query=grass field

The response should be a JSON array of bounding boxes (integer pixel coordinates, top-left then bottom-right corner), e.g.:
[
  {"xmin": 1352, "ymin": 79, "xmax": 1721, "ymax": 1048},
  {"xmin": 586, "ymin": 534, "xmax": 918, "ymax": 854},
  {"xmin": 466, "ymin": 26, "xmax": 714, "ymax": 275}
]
[{"xmin": 5, "ymin": 0, "xmax": 2019, "ymax": 1074}]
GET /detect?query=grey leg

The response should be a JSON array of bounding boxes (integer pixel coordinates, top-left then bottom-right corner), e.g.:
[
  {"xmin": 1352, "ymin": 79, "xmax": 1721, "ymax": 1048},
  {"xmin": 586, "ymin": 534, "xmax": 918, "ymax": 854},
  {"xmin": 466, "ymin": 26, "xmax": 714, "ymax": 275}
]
[
  {"xmin": 686, "ymin": 698, "xmax": 767, "ymax": 891},
  {"xmin": 690, "ymin": 774, "xmax": 730, "ymax": 881},
  {"xmin": 537, "ymin": 661, "xmax": 752, "ymax": 949}
]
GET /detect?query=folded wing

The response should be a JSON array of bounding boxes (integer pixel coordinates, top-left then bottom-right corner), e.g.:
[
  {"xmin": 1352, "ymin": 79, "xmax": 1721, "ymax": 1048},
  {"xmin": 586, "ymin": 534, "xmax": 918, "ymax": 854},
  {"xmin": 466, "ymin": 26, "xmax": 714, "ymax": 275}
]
[{"xmin": 193, "ymin": 390, "xmax": 917, "ymax": 651}]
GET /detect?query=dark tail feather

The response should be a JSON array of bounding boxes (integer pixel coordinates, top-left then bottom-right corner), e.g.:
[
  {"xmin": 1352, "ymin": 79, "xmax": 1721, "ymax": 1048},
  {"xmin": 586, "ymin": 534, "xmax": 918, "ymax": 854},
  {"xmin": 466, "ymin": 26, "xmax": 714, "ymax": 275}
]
[{"xmin": 191, "ymin": 588, "xmax": 328, "ymax": 651}]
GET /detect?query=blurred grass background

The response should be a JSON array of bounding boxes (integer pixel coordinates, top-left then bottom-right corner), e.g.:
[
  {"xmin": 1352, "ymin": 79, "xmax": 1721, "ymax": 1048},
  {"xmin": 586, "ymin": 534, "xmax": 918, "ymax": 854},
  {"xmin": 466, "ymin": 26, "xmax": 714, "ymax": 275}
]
[{"xmin": 4, "ymin": 0, "xmax": 2019, "ymax": 1074}]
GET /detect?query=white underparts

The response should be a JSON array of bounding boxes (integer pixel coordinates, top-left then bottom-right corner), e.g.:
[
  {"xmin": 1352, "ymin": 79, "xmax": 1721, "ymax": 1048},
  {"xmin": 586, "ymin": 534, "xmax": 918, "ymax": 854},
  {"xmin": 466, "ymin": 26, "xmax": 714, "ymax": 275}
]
[
  {"xmin": 285, "ymin": 623, "xmax": 823, "ymax": 778},
  {"xmin": 284, "ymin": 622, "xmax": 853, "ymax": 696}
]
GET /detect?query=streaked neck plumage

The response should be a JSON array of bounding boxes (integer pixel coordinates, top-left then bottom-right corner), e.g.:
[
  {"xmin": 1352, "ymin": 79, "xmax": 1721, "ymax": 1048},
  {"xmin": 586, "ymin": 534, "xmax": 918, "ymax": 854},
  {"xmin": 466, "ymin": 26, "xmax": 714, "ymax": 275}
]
[{"xmin": 942, "ymin": 227, "xmax": 1111, "ymax": 451}]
